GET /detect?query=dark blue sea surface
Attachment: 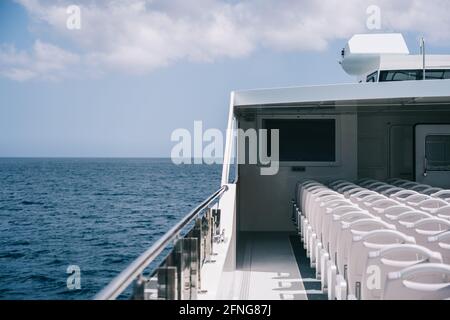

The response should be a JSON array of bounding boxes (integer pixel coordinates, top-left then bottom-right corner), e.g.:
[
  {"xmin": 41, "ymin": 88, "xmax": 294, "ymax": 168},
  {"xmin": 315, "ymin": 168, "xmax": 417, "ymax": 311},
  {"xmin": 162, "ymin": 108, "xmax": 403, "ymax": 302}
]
[{"xmin": 0, "ymin": 158, "xmax": 221, "ymax": 299}]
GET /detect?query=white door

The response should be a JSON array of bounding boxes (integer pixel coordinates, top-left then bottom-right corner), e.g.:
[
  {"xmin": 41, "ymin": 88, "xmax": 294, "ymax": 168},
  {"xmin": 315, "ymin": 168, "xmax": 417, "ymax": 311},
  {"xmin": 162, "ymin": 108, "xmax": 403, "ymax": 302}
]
[{"xmin": 415, "ymin": 124, "xmax": 450, "ymax": 188}]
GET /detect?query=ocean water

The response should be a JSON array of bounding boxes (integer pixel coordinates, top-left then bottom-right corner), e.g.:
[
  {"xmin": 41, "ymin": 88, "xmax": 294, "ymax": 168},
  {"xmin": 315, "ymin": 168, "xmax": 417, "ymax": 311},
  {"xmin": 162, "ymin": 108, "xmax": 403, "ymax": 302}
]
[{"xmin": 0, "ymin": 158, "xmax": 222, "ymax": 300}]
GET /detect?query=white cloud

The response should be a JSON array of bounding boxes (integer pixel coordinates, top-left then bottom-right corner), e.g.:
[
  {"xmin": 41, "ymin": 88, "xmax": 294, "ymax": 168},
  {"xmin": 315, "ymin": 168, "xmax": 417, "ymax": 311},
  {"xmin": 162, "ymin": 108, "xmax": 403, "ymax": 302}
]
[
  {"xmin": 0, "ymin": 40, "xmax": 79, "ymax": 81},
  {"xmin": 2, "ymin": 0, "xmax": 450, "ymax": 81}
]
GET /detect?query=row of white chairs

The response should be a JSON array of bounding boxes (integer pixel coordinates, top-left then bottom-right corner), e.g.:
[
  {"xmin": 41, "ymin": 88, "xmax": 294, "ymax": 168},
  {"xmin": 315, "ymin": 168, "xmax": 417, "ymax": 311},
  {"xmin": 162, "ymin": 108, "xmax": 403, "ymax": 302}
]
[{"xmin": 295, "ymin": 179, "xmax": 450, "ymax": 300}]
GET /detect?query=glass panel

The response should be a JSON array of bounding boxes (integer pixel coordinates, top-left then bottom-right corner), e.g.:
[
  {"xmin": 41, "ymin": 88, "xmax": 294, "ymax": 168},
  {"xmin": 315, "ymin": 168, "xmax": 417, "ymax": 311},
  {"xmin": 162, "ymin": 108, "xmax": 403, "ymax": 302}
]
[
  {"xmin": 445, "ymin": 70, "xmax": 450, "ymax": 79},
  {"xmin": 380, "ymin": 70, "xmax": 422, "ymax": 82},
  {"xmin": 426, "ymin": 70, "xmax": 445, "ymax": 80},
  {"xmin": 380, "ymin": 69, "xmax": 450, "ymax": 82},
  {"xmin": 426, "ymin": 135, "xmax": 450, "ymax": 171},
  {"xmin": 366, "ymin": 71, "xmax": 378, "ymax": 82}
]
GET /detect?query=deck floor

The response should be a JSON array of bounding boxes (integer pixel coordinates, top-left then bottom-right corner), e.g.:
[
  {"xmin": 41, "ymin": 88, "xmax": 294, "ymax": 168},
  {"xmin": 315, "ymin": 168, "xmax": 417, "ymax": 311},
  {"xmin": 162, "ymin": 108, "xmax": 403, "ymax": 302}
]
[{"xmin": 236, "ymin": 232, "xmax": 327, "ymax": 300}]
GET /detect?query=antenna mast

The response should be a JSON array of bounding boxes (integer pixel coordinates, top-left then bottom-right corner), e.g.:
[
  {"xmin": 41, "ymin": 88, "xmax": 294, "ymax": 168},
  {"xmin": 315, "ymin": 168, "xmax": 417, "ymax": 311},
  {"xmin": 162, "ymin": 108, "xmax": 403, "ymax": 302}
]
[{"xmin": 420, "ymin": 37, "xmax": 426, "ymax": 80}]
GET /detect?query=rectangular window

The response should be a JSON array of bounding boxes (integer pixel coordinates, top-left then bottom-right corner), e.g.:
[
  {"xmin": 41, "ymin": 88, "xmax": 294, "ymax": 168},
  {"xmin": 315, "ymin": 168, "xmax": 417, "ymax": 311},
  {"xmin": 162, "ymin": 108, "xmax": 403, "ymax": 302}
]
[
  {"xmin": 426, "ymin": 69, "xmax": 450, "ymax": 80},
  {"xmin": 379, "ymin": 69, "xmax": 450, "ymax": 82},
  {"xmin": 379, "ymin": 70, "xmax": 422, "ymax": 82},
  {"xmin": 426, "ymin": 135, "xmax": 450, "ymax": 171},
  {"xmin": 366, "ymin": 71, "xmax": 378, "ymax": 82},
  {"xmin": 264, "ymin": 119, "xmax": 336, "ymax": 162}
]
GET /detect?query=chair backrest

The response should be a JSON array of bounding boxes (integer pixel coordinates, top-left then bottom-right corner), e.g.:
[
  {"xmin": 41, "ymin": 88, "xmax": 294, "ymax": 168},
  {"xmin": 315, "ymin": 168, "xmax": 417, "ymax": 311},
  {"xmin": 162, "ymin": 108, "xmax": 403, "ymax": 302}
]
[
  {"xmin": 394, "ymin": 211, "xmax": 433, "ymax": 234},
  {"xmin": 300, "ymin": 183, "xmax": 323, "ymax": 212},
  {"xmin": 360, "ymin": 194, "xmax": 388, "ymax": 210},
  {"xmin": 373, "ymin": 184, "xmax": 396, "ymax": 193},
  {"xmin": 387, "ymin": 178, "xmax": 406, "ymax": 184},
  {"xmin": 330, "ymin": 181, "xmax": 354, "ymax": 190},
  {"xmin": 305, "ymin": 188, "xmax": 337, "ymax": 219},
  {"xmin": 405, "ymin": 218, "xmax": 450, "ymax": 247},
  {"xmin": 347, "ymin": 230, "xmax": 417, "ymax": 298},
  {"xmin": 314, "ymin": 198, "xmax": 351, "ymax": 236},
  {"xmin": 362, "ymin": 244, "xmax": 443, "ymax": 300},
  {"xmin": 422, "ymin": 187, "xmax": 443, "ymax": 196},
  {"xmin": 390, "ymin": 190, "xmax": 418, "ymax": 202},
  {"xmin": 432, "ymin": 190, "xmax": 450, "ymax": 201},
  {"xmin": 329, "ymin": 180, "xmax": 349, "ymax": 188},
  {"xmin": 381, "ymin": 187, "xmax": 403, "ymax": 196},
  {"xmin": 415, "ymin": 198, "xmax": 449, "ymax": 214},
  {"xmin": 365, "ymin": 181, "xmax": 387, "ymax": 189},
  {"xmin": 309, "ymin": 194, "xmax": 343, "ymax": 226},
  {"xmin": 403, "ymin": 194, "xmax": 431, "ymax": 206},
  {"xmin": 398, "ymin": 181, "xmax": 420, "ymax": 188},
  {"xmin": 343, "ymin": 187, "xmax": 367, "ymax": 198},
  {"xmin": 383, "ymin": 263, "xmax": 450, "ymax": 300},
  {"xmin": 328, "ymin": 212, "xmax": 374, "ymax": 264},
  {"xmin": 366, "ymin": 199, "xmax": 402, "ymax": 215},
  {"xmin": 383, "ymin": 205, "xmax": 414, "ymax": 219},
  {"xmin": 337, "ymin": 184, "xmax": 359, "ymax": 194},
  {"xmin": 358, "ymin": 179, "xmax": 379, "ymax": 187},
  {"xmin": 435, "ymin": 205, "xmax": 450, "ymax": 221},
  {"xmin": 321, "ymin": 206, "xmax": 361, "ymax": 252},
  {"xmin": 349, "ymin": 190, "xmax": 378, "ymax": 204},
  {"xmin": 336, "ymin": 219, "xmax": 395, "ymax": 277},
  {"xmin": 427, "ymin": 231, "xmax": 450, "ymax": 264},
  {"xmin": 410, "ymin": 184, "xmax": 432, "ymax": 192}
]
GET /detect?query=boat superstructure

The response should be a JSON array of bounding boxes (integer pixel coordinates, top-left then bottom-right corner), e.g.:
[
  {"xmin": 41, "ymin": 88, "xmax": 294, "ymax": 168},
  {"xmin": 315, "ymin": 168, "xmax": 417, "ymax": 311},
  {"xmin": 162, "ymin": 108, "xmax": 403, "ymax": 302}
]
[{"xmin": 96, "ymin": 34, "xmax": 450, "ymax": 300}]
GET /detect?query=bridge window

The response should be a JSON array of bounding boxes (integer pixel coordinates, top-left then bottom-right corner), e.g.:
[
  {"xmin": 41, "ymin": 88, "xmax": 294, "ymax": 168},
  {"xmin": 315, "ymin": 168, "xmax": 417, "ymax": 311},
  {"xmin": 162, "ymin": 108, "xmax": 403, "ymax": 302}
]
[
  {"xmin": 380, "ymin": 69, "xmax": 450, "ymax": 82},
  {"xmin": 366, "ymin": 71, "xmax": 378, "ymax": 82},
  {"xmin": 380, "ymin": 70, "xmax": 421, "ymax": 81}
]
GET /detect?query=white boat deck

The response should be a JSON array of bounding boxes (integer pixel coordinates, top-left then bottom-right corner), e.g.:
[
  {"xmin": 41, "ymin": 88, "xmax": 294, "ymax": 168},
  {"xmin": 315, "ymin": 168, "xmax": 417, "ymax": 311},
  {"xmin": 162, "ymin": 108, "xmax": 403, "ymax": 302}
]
[{"xmin": 235, "ymin": 232, "xmax": 326, "ymax": 300}]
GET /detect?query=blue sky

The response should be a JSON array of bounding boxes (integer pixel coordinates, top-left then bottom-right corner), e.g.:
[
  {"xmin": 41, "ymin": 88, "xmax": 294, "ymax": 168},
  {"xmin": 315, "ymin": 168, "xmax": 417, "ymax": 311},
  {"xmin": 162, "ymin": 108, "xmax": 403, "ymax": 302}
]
[{"xmin": 1, "ymin": 0, "xmax": 449, "ymax": 157}]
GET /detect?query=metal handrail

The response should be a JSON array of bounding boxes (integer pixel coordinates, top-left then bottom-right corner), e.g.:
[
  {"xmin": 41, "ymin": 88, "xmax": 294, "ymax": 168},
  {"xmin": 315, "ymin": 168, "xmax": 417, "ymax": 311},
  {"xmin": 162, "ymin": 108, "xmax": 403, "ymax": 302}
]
[{"xmin": 94, "ymin": 184, "xmax": 229, "ymax": 300}]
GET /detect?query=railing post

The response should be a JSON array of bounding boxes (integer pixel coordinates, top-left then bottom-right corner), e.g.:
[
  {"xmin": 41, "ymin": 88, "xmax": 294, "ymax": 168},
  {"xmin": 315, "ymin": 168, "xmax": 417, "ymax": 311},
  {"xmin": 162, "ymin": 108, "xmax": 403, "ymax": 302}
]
[
  {"xmin": 131, "ymin": 274, "xmax": 147, "ymax": 300},
  {"xmin": 157, "ymin": 266, "xmax": 177, "ymax": 300},
  {"xmin": 191, "ymin": 220, "xmax": 202, "ymax": 289},
  {"xmin": 183, "ymin": 237, "xmax": 198, "ymax": 299},
  {"xmin": 203, "ymin": 209, "xmax": 213, "ymax": 262},
  {"xmin": 212, "ymin": 209, "xmax": 221, "ymax": 242}
]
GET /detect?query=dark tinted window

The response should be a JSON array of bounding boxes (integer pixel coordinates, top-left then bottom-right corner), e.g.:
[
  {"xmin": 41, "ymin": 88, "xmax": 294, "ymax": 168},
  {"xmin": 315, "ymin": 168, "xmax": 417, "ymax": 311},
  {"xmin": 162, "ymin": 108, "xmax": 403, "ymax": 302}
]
[
  {"xmin": 426, "ymin": 135, "xmax": 450, "ymax": 171},
  {"xmin": 264, "ymin": 119, "xmax": 336, "ymax": 162},
  {"xmin": 366, "ymin": 71, "xmax": 378, "ymax": 82},
  {"xmin": 380, "ymin": 70, "xmax": 422, "ymax": 81},
  {"xmin": 426, "ymin": 70, "xmax": 450, "ymax": 80},
  {"xmin": 380, "ymin": 69, "xmax": 450, "ymax": 82}
]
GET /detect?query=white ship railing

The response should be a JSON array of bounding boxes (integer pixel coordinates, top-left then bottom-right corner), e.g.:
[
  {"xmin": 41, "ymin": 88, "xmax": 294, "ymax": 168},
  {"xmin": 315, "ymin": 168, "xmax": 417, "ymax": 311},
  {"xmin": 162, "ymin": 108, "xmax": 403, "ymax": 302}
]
[{"xmin": 94, "ymin": 185, "xmax": 228, "ymax": 300}]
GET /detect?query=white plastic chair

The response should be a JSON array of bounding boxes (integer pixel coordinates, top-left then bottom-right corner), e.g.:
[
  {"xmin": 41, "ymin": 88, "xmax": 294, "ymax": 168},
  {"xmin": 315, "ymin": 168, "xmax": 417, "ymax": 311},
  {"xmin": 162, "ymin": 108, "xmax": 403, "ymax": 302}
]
[
  {"xmin": 394, "ymin": 211, "xmax": 433, "ymax": 235},
  {"xmin": 365, "ymin": 198, "xmax": 402, "ymax": 216},
  {"xmin": 326, "ymin": 212, "xmax": 375, "ymax": 299},
  {"xmin": 427, "ymin": 231, "xmax": 450, "ymax": 264},
  {"xmin": 390, "ymin": 190, "xmax": 418, "ymax": 202},
  {"xmin": 403, "ymin": 218, "xmax": 450, "ymax": 247},
  {"xmin": 358, "ymin": 179, "xmax": 379, "ymax": 187},
  {"xmin": 435, "ymin": 205, "xmax": 450, "ymax": 221},
  {"xmin": 415, "ymin": 198, "xmax": 449, "ymax": 214},
  {"xmin": 381, "ymin": 187, "xmax": 404, "ymax": 196},
  {"xmin": 398, "ymin": 181, "xmax": 420, "ymax": 189},
  {"xmin": 422, "ymin": 187, "xmax": 442, "ymax": 196},
  {"xmin": 361, "ymin": 244, "xmax": 443, "ymax": 300},
  {"xmin": 347, "ymin": 230, "xmax": 417, "ymax": 299},
  {"xmin": 383, "ymin": 205, "xmax": 416, "ymax": 220},
  {"xmin": 403, "ymin": 194, "xmax": 431, "ymax": 207},
  {"xmin": 383, "ymin": 263, "xmax": 450, "ymax": 300},
  {"xmin": 431, "ymin": 190, "xmax": 450, "ymax": 203},
  {"xmin": 410, "ymin": 184, "xmax": 432, "ymax": 192}
]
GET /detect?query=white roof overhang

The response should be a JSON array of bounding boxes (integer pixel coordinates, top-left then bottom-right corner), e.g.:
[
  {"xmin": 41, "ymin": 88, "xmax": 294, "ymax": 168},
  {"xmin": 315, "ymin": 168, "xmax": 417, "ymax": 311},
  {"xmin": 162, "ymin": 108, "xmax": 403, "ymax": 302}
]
[{"xmin": 233, "ymin": 80, "xmax": 450, "ymax": 112}]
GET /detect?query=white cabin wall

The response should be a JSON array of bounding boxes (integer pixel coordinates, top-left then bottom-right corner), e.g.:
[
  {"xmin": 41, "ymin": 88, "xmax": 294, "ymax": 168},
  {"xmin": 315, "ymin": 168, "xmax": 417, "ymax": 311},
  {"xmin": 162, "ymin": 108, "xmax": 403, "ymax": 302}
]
[
  {"xmin": 358, "ymin": 110, "xmax": 450, "ymax": 180},
  {"xmin": 237, "ymin": 113, "xmax": 357, "ymax": 232}
]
